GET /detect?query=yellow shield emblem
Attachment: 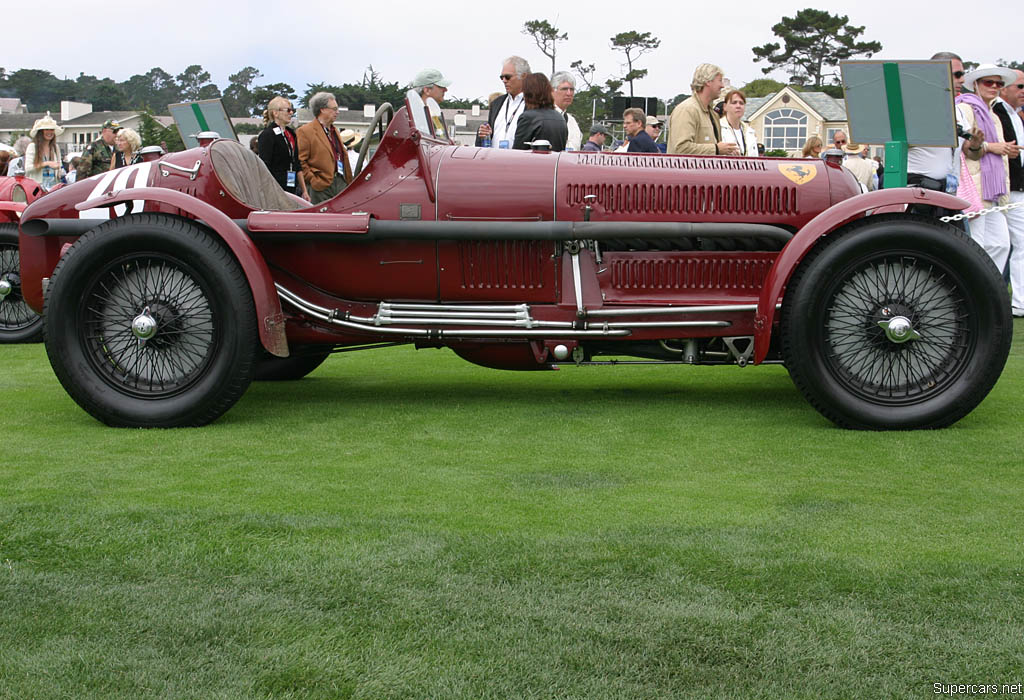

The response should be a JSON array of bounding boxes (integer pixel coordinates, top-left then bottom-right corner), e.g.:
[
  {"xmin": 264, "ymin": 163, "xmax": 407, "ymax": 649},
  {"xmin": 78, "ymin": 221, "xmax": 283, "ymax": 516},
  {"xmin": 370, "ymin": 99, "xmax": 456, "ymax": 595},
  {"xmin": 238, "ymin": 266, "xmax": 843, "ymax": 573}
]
[{"xmin": 778, "ymin": 163, "xmax": 817, "ymax": 185}]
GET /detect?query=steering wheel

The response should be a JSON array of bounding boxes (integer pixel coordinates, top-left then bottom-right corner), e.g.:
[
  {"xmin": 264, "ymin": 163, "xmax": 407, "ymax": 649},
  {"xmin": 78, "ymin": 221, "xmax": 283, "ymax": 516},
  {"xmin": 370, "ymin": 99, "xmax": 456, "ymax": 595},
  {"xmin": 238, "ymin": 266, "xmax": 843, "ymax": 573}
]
[{"xmin": 353, "ymin": 102, "xmax": 394, "ymax": 178}]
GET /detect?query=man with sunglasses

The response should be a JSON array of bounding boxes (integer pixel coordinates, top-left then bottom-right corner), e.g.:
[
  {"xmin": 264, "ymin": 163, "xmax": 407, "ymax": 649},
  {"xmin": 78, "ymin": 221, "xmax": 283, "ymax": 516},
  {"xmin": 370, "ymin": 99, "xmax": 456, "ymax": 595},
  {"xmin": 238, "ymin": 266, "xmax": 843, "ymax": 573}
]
[
  {"xmin": 995, "ymin": 70, "xmax": 1024, "ymax": 315},
  {"xmin": 476, "ymin": 56, "xmax": 530, "ymax": 148},
  {"xmin": 906, "ymin": 53, "xmax": 971, "ymax": 226}
]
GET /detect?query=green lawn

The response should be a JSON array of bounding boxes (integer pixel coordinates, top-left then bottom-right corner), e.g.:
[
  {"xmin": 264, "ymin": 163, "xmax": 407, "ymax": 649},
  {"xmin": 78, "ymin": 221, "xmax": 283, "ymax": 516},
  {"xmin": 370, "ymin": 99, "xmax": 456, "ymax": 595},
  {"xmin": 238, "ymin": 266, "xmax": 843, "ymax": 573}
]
[{"xmin": 1, "ymin": 323, "xmax": 1022, "ymax": 698}]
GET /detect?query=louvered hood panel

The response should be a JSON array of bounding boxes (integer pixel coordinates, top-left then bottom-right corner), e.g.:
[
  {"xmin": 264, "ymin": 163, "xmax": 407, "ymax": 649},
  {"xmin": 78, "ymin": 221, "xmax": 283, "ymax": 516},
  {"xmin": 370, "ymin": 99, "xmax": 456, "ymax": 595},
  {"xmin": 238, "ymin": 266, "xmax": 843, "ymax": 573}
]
[{"xmin": 555, "ymin": 153, "xmax": 832, "ymax": 228}]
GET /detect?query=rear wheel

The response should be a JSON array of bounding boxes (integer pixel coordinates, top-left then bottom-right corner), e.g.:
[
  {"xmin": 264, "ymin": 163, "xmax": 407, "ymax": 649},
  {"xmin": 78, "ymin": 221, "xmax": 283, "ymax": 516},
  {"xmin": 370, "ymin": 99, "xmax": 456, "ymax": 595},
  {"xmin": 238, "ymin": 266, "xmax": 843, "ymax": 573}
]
[
  {"xmin": 0, "ymin": 223, "xmax": 43, "ymax": 343},
  {"xmin": 43, "ymin": 214, "xmax": 259, "ymax": 427},
  {"xmin": 781, "ymin": 216, "xmax": 1012, "ymax": 429}
]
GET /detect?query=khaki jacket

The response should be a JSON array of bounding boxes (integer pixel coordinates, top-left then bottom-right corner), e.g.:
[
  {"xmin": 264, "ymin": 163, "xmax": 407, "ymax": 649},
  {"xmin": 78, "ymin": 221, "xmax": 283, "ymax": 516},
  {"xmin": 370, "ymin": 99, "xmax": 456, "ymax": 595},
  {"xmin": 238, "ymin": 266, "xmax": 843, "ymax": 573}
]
[
  {"xmin": 668, "ymin": 96, "xmax": 720, "ymax": 155},
  {"xmin": 297, "ymin": 119, "xmax": 352, "ymax": 192}
]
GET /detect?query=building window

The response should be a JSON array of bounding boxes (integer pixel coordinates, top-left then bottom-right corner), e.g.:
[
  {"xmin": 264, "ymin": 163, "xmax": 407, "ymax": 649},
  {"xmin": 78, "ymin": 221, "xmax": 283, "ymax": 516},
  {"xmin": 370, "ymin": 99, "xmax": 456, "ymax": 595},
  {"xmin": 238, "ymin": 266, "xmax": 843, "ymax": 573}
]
[{"xmin": 763, "ymin": 108, "xmax": 808, "ymax": 151}]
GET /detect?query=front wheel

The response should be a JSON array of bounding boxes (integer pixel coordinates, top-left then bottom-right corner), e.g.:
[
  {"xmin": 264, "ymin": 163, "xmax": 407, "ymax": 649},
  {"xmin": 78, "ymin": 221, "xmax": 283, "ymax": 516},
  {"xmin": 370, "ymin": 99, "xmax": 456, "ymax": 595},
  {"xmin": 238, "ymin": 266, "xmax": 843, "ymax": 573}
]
[
  {"xmin": 0, "ymin": 223, "xmax": 43, "ymax": 343},
  {"xmin": 781, "ymin": 216, "xmax": 1012, "ymax": 429},
  {"xmin": 43, "ymin": 214, "xmax": 259, "ymax": 427}
]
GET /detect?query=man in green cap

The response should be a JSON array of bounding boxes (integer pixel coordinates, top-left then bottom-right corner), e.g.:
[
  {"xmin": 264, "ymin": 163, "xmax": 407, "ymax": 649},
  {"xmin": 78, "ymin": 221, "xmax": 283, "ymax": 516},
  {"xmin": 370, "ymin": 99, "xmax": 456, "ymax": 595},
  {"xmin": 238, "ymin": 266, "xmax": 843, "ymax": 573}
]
[{"xmin": 77, "ymin": 119, "xmax": 121, "ymax": 179}]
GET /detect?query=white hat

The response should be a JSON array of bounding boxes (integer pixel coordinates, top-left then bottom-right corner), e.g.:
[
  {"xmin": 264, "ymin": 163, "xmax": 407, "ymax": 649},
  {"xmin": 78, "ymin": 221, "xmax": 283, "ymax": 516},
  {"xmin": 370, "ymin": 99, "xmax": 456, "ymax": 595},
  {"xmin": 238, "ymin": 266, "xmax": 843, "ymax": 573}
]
[
  {"xmin": 411, "ymin": 69, "xmax": 451, "ymax": 89},
  {"xmin": 963, "ymin": 63, "xmax": 1017, "ymax": 92},
  {"xmin": 29, "ymin": 112, "xmax": 64, "ymax": 137}
]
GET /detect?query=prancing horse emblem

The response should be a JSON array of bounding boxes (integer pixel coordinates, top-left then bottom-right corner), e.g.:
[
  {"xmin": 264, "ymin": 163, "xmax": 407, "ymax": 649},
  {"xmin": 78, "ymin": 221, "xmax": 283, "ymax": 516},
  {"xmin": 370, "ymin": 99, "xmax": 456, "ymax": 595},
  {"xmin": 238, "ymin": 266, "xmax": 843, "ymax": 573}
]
[{"xmin": 778, "ymin": 163, "xmax": 817, "ymax": 185}]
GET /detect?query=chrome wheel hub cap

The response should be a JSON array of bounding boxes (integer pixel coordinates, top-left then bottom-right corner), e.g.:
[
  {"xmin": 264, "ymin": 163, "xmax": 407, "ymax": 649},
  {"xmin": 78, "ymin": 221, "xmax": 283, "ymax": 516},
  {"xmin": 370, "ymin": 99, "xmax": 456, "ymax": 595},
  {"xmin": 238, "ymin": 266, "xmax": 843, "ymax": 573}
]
[
  {"xmin": 878, "ymin": 315, "xmax": 921, "ymax": 344},
  {"xmin": 131, "ymin": 307, "xmax": 158, "ymax": 340},
  {"xmin": 0, "ymin": 278, "xmax": 11, "ymax": 300}
]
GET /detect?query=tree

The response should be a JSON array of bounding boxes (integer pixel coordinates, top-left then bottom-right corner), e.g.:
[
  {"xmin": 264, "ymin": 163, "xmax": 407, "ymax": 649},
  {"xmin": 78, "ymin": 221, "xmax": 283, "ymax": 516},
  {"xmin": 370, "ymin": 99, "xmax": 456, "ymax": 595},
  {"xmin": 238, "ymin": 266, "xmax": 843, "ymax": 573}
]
[
  {"xmin": 610, "ymin": 31, "xmax": 660, "ymax": 97},
  {"xmin": 176, "ymin": 64, "xmax": 216, "ymax": 102},
  {"xmin": 252, "ymin": 82, "xmax": 297, "ymax": 117},
  {"xmin": 222, "ymin": 66, "xmax": 262, "ymax": 117},
  {"xmin": 571, "ymin": 60, "xmax": 597, "ymax": 89},
  {"xmin": 752, "ymin": 9, "xmax": 881, "ymax": 88},
  {"xmin": 738, "ymin": 78, "xmax": 788, "ymax": 98},
  {"xmin": 522, "ymin": 20, "xmax": 568, "ymax": 76},
  {"xmin": 137, "ymin": 111, "xmax": 184, "ymax": 152},
  {"xmin": 122, "ymin": 68, "xmax": 179, "ymax": 113}
]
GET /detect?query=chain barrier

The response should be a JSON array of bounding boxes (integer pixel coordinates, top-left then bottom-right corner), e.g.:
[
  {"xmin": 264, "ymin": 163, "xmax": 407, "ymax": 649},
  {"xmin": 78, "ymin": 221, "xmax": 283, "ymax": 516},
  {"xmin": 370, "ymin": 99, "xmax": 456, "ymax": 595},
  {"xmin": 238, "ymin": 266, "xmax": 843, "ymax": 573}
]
[{"xmin": 940, "ymin": 200, "xmax": 1024, "ymax": 223}]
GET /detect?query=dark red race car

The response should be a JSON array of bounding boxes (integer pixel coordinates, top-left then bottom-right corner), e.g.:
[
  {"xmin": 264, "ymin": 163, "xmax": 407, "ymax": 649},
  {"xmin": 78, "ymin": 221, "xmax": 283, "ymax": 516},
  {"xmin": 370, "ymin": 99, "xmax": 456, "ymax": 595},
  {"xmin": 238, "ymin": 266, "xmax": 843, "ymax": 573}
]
[
  {"xmin": 17, "ymin": 92, "xmax": 1013, "ymax": 429},
  {"xmin": 1, "ymin": 173, "xmax": 46, "ymax": 343}
]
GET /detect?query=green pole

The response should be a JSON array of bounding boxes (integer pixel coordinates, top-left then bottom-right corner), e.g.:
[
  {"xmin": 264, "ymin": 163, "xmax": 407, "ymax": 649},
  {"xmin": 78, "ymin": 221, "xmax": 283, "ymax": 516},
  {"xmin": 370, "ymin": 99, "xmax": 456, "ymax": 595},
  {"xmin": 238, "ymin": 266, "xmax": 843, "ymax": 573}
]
[{"xmin": 882, "ymin": 62, "xmax": 908, "ymax": 188}]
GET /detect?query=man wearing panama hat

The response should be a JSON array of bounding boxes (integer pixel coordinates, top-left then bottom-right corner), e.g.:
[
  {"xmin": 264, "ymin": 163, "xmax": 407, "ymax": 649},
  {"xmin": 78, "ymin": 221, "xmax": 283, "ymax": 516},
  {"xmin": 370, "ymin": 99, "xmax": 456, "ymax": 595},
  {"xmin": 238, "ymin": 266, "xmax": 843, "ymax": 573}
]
[
  {"xmin": 841, "ymin": 141, "xmax": 876, "ymax": 191},
  {"xmin": 78, "ymin": 118, "xmax": 121, "ymax": 180},
  {"xmin": 956, "ymin": 63, "xmax": 1020, "ymax": 277}
]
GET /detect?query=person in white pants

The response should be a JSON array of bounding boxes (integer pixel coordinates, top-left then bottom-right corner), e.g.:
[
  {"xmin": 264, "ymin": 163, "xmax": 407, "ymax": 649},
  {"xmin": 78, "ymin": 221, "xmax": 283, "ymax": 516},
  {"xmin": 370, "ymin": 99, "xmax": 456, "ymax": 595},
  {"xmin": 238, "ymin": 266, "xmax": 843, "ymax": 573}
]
[{"xmin": 998, "ymin": 71, "xmax": 1024, "ymax": 316}]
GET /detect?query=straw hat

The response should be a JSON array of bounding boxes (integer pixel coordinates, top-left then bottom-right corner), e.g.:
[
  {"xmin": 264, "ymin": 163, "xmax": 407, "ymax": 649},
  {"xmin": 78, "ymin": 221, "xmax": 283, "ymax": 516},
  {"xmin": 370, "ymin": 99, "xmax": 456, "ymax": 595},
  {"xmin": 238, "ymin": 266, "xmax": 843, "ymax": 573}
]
[
  {"xmin": 339, "ymin": 129, "xmax": 363, "ymax": 149},
  {"xmin": 843, "ymin": 141, "xmax": 865, "ymax": 155},
  {"xmin": 30, "ymin": 112, "xmax": 64, "ymax": 137}
]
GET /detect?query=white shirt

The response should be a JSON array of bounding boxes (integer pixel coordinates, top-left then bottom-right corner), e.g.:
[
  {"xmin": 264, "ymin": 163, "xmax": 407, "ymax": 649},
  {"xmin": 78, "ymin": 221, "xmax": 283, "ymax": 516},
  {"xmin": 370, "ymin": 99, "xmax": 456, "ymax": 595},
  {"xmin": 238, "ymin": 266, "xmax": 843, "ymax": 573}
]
[
  {"xmin": 555, "ymin": 107, "xmax": 582, "ymax": 151},
  {"xmin": 491, "ymin": 93, "xmax": 524, "ymax": 147},
  {"xmin": 907, "ymin": 103, "xmax": 971, "ymax": 179},
  {"xmin": 994, "ymin": 97, "xmax": 1024, "ymax": 169}
]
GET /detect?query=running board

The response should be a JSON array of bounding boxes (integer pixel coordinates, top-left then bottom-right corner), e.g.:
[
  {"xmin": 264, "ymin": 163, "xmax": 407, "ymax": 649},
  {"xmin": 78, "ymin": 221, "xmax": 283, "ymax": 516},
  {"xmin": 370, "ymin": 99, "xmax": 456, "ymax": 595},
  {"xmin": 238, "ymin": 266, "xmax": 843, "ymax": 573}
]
[{"xmin": 275, "ymin": 284, "xmax": 740, "ymax": 339}]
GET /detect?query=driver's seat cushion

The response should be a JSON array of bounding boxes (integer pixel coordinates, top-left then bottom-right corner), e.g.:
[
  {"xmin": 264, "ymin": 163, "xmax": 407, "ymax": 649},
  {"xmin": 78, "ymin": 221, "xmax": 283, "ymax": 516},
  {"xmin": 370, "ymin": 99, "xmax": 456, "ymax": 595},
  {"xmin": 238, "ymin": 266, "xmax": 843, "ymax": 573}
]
[{"xmin": 209, "ymin": 140, "xmax": 305, "ymax": 212}]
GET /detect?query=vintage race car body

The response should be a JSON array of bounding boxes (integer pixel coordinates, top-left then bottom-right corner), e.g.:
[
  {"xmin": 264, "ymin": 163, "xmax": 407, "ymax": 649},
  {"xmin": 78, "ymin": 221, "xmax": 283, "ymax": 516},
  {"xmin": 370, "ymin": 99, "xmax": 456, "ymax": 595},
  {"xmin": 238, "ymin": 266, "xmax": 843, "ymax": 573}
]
[
  {"xmin": 1, "ymin": 174, "xmax": 46, "ymax": 342},
  {"xmin": 18, "ymin": 94, "xmax": 1013, "ymax": 428}
]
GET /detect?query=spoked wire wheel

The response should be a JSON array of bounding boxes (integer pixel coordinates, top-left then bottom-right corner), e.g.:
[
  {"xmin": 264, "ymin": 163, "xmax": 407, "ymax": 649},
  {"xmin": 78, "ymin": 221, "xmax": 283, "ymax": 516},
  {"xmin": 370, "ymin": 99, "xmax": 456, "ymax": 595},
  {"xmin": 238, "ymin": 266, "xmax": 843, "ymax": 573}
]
[
  {"xmin": 0, "ymin": 223, "xmax": 43, "ymax": 343},
  {"xmin": 82, "ymin": 254, "xmax": 217, "ymax": 397},
  {"xmin": 44, "ymin": 214, "xmax": 258, "ymax": 427},
  {"xmin": 822, "ymin": 253, "xmax": 969, "ymax": 403},
  {"xmin": 782, "ymin": 216, "xmax": 1012, "ymax": 429}
]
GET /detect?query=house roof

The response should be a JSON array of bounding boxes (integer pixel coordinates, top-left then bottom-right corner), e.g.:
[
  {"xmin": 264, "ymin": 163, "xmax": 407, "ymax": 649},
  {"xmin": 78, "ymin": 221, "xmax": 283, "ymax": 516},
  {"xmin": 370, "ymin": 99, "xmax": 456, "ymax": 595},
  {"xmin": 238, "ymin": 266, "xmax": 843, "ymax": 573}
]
[
  {"xmin": 0, "ymin": 112, "xmax": 44, "ymax": 132},
  {"xmin": 60, "ymin": 110, "xmax": 141, "ymax": 128},
  {"xmin": 744, "ymin": 87, "xmax": 847, "ymax": 123}
]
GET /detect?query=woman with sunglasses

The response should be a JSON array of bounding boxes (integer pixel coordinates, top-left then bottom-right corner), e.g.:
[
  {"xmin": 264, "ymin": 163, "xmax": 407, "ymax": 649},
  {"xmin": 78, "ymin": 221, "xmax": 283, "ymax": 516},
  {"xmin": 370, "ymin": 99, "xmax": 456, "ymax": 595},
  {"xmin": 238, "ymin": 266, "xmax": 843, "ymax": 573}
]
[
  {"xmin": 257, "ymin": 96, "xmax": 310, "ymax": 201},
  {"xmin": 956, "ymin": 64, "xmax": 1020, "ymax": 274}
]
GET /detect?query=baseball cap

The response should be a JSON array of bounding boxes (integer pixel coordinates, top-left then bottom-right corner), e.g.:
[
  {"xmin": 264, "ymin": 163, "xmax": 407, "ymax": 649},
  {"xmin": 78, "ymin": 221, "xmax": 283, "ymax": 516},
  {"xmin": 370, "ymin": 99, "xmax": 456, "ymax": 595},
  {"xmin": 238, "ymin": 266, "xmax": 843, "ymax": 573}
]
[
  {"xmin": 102, "ymin": 119, "xmax": 121, "ymax": 131},
  {"xmin": 411, "ymin": 69, "xmax": 451, "ymax": 89},
  {"xmin": 590, "ymin": 123, "xmax": 611, "ymax": 136}
]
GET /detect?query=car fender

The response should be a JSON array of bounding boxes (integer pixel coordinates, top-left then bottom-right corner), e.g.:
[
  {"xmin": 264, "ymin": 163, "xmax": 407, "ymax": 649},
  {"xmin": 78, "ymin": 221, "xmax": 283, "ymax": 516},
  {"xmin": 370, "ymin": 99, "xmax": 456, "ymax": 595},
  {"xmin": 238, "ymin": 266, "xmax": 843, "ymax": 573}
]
[
  {"xmin": 75, "ymin": 187, "xmax": 288, "ymax": 357},
  {"xmin": 0, "ymin": 201, "xmax": 25, "ymax": 222},
  {"xmin": 753, "ymin": 187, "xmax": 969, "ymax": 365}
]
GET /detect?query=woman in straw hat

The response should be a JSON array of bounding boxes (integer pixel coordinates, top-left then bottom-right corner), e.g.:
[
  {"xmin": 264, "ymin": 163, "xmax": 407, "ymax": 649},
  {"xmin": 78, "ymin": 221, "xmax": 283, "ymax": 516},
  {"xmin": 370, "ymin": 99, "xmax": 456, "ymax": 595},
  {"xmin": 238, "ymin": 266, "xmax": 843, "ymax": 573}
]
[
  {"xmin": 25, "ymin": 112, "xmax": 64, "ymax": 190},
  {"xmin": 956, "ymin": 63, "xmax": 1020, "ymax": 274}
]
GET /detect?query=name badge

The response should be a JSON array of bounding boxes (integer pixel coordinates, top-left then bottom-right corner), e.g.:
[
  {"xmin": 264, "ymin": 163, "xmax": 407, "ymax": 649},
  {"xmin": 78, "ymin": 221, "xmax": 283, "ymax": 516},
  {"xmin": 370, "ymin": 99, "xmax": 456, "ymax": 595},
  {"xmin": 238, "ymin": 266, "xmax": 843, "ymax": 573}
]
[
  {"xmin": 499, "ymin": 140, "xmax": 510, "ymax": 149},
  {"xmin": 337, "ymin": 159, "xmax": 345, "ymax": 175},
  {"xmin": 286, "ymin": 170, "xmax": 296, "ymax": 188},
  {"xmin": 273, "ymin": 126, "xmax": 283, "ymax": 135}
]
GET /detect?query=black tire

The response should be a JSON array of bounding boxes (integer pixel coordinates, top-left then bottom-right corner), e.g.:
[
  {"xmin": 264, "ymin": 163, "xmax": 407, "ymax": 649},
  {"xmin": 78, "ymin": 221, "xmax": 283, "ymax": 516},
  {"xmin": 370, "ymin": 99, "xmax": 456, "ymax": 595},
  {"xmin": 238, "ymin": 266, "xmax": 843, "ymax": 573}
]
[
  {"xmin": 43, "ymin": 214, "xmax": 259, "ymax": 427},
  {"xmin": 254, "ymin": 347, "xmax": 331, "ymax": 381},
  {"xmin": 0, "ymin": 223, "xmax": 43, "ymax": 343},
  {"xmin": 781, "ymin": 215, "xmax": 1012, "ymax": 430}
]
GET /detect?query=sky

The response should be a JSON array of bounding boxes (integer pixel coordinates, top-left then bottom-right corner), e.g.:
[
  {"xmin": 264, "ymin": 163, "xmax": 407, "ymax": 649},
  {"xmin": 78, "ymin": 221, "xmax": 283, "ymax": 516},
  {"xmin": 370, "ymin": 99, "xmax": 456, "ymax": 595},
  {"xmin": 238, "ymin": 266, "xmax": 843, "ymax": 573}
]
[{"xmin": 5, "ymin": 0, "xmax": 1019, "ymax": 105}]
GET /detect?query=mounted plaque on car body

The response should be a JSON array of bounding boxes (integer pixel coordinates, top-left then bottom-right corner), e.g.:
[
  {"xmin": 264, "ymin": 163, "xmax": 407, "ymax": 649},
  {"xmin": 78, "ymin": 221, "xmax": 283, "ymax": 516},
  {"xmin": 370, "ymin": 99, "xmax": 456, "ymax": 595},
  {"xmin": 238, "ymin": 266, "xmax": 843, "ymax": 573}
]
[
  {"xmin": 168, "ymin": 99, "xmax": 238, "ymax": 149},
  {"xmin": 841, "ymin": 60, "xmax": 960, "ymax": 187}
]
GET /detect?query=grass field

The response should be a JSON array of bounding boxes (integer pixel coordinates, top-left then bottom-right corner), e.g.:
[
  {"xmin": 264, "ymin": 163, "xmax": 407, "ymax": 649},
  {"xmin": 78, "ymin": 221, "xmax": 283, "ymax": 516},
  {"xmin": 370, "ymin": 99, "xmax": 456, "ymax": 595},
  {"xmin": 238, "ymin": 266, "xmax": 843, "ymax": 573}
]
[{"xmin": 1, "ymin": 323, "xmax": 1022, "ymax": 699}]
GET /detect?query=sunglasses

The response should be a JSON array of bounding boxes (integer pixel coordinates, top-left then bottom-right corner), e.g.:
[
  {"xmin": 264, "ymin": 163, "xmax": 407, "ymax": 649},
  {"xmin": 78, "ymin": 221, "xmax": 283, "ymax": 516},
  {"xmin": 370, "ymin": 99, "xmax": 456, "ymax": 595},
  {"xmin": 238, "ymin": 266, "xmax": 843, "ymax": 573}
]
[
  {"xmin": 279, "ymin": 107, "xmax": 295, "ymax": 113},
  {"xmin": 499, "ymin": 74, "xmax": 514, "ymax": 81},
  {"xmin": 953, "ymin": 71, "xmax": 965, "ymax": 79},
  {"xmin": 835, "ymin": 139, "xmax": 847, "ymax": 145},
  {"xmin": 978, "ymin": 79, "xmax": 1005, "ymax": 88}
]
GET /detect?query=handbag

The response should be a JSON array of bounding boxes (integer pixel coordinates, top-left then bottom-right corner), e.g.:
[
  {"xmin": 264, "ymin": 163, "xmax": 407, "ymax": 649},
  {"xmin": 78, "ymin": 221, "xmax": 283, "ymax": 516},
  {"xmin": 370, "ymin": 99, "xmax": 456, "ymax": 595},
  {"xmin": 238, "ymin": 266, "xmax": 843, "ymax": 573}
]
[{"xmin": 956, "ymin": 151, "xmax": 983, "ymax": 214}]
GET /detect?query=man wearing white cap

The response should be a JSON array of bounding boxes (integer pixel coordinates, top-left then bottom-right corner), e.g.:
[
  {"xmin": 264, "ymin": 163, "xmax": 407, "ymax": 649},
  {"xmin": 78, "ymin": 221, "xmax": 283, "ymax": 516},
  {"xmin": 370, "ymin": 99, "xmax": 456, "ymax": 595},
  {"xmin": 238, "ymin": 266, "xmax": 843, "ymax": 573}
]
[
  {"xmin": 994, "ymin": 69, "xmax": 1024, "ymax": 316},
  {"xmin": 411, "ymin": 69, "xmax": 451, "ymax": 105},
  {"xmin": 956, "ymin": 63, "xmax": 1020, "ymax": 279}
]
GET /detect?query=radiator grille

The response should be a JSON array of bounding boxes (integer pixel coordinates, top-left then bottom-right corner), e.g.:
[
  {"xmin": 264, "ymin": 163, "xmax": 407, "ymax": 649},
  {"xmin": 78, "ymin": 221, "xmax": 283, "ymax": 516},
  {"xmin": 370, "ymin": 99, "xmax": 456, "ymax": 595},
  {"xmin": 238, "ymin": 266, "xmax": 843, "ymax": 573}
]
[
  {"xmin": 576, "ymin": 154, "xmax": 767, "ymax": 171},
  {"xmin": 458, "ymin": 241, "xmax": 549, "ymax": 289},
  {"xmin": 610, "ymin": 256, "xmax": 772, "ymax": 290},
  {"xmin": 566, "ymin": 182, "xmax": 797, "ymax": 216}
]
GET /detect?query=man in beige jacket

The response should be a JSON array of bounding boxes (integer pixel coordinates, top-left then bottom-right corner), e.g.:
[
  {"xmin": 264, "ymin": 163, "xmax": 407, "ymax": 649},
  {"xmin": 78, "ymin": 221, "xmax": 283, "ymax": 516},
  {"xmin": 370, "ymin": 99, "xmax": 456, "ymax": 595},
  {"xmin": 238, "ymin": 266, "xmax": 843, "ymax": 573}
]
[
  {"xmin": 668, "ymin": 64, "xmax": 739, "ymax": 156},
  {"xmin": 841, "ymin": 142, "xmax": 877, "ymax": 191}
]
